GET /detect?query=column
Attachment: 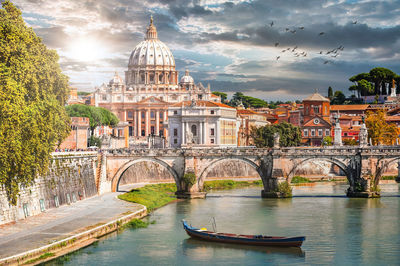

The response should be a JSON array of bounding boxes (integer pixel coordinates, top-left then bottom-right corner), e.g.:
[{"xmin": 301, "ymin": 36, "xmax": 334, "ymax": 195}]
[
  {"xmin": 181, "ymin": 121, "xmax": 186, "ymax": 145},
  {"xmin": 156, "ymin": 110, "xmax": 160, "ymax": 136},
  {"xmin": 145, "ymin": 109, "xmax": 150, "ymax": 136},
  {"xmin": 199, "ymin": 122, "xmax": 203, "ymax": 145},
  {"xmin": 138, "ymin": 110, "xmax": 141, "ymax": 136},
  {"xmin": 133, "ymin": 110, "xmax": 137, "ymax": 136},
  {"xmin": 202, "ymin": 122, "xmax": 206, "ymax": 144},
  {"xmin": 203, "ymin": 122, "xmax": 208, "ymax": 145},
  {"xmin": 216, "ymin": 122, "xmax": 220, "ymax": 145},
  {"xmin": 123, "ymin": 110, "xmax": 127, "ymax": 122}
]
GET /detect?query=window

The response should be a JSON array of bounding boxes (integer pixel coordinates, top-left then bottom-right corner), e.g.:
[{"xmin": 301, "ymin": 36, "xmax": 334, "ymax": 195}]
[
  {"xmin": 211, "ymin": 139, "xmax": 215, "ymax": 144},
  {"xmin": 128, "ymin": 111, "xmax": 133, "ymax": 119},
  {"xmin": 211, "ymin": 110, "xmax": 215, "ymax": 114},
  {"xmin": 142, "ymin": 111, "xmax": 145, "ymax": 119},
  {"xmin": 102, "ymin": 95, "xmax": 107, "ymax": 101},
  {"xmin": 117, "ymin": 96, "xmax": 121, "ymax": 101},
  {"xmin": 304, "ymin": 129, "xmax": 308, "ymax": 137},
  {"xmin": 173, "ymin": 110, "xmax": 178, "ymax": 115},
  {"xmin": 160, "ymin": 112, "xmax": 163, "ymax": 119},
  {"xmin": 141, "ymin": 130, "xmax": 145, "ymax": 136},
  {"xmin": 311, "ymin": 129, "xmax": 315, "ymax": 136},
  {"xmin": 151, "ymin": 111, "xmax": 155, "ymax": 118},
  {"xmin": 150, "ymin": 74, "xmax": 154, "ymax": 83},
  {"xmin": 325, "ymin": 129, "xmax": 330, "ymax": 136},
  {"xmin": 173, "ymin": 128, "xmax": 178, "ymax": 136},
  {"xmin": 318, "ymin": 129, "xmax": 323, "ymax": 136},
  {"xmin": 210, "ymin": 128, "xmax": 215, "ymax": 136},
  {"xmin": 141, "ymin": 74, "xmax": 145, "ymax": 83},
  {"xmin": 191, "ymin": 125, "xmax": 197, "ymax": 136},
  {"xmin": 151, "ymin": 126, "xmax": 155, "ymax": 134},
  {"xmin": 159, "ymin": 74, "xmax": 163, "ymax": 83},
  {"xmin": 39, "ymin": 199, "xmax": 45, "ymax": 212},
  {"xmin": 174, "ymin": 139, "xmax": 178, "ymax": 144}
]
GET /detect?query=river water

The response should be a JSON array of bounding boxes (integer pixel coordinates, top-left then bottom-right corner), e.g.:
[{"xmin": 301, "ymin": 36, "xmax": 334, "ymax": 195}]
[{"xmin": 44, "ymin": 183, "xmax": 400, "ymax": 266}]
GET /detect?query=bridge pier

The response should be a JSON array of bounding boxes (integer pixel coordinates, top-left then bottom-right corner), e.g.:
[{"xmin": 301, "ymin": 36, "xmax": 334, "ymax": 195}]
[{"xmin": 175, "ymin": 156, "xmax": 207, "ymax": 199}]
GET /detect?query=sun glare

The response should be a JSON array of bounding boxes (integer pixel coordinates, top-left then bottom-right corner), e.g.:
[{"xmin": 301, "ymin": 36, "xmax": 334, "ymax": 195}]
[{"xmin": 66, "ymin": 37, "xmax": 107, "ymax": 62}]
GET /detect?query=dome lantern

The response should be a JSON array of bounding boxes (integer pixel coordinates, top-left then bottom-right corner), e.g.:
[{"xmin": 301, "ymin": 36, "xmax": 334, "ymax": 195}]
[{"xmin": 145, "ymin": 15, "xmax": 158, "ymax": 40}]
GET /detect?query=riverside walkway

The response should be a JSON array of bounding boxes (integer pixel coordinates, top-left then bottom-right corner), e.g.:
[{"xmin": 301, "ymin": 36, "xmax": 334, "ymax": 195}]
[{"xmin": 0, "ymin": 191, "xmax": 144, "ymax": 260}]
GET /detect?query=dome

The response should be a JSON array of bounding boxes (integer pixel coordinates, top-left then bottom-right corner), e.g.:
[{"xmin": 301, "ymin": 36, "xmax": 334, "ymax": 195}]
[
  {"xmin": 128, "ymin": 16, "xmax": 175, "ymax": 68},
  {"xmin": 109, "ymin": 72, "xmax": 124, "ymax": 85},
  {"xmin": 180, "ymin": 69, "xmax": 194, "ymax": 84}
]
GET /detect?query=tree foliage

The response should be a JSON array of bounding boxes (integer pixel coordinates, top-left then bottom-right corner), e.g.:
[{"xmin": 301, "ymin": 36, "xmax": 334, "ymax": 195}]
[
  {"xmin": 349, "ymin": 68, "xmax": 398, "ymax": 97},
  {"xmin": 328, "ymin": 86, "xmax": 333, "ymax": 100},
  {"xmin": 65, "ymin": 104, "xmax": 119, "ymax": 133},
  {"xmin": 212, "ymin": 91, "xmax": 227, "ymax": 103},
  {"xmin": 0, "ymin": 1, "xmax": 70, "ymax": 204},
  {"xmin": 366, "ymin": 110, "xmax": 399, "ymax": 145},
  {"xmin": 229, "ymin": 92, "xmax": 268, "ymax": 108},
  {"xmin": 250, "ymin": 122, "xmax": 301, "ymax": 148},
  {"xmin": 331, "ymin": 90, "xmax": 346, "ymax": 104}
]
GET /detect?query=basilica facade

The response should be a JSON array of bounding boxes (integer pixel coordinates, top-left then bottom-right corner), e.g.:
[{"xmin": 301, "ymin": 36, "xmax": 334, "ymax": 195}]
[{"xmin": 94, "ymin": 17, "xmax": 219, "ymax": 139}]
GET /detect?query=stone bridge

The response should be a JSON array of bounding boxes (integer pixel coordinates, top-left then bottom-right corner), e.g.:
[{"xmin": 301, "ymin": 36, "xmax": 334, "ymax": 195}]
[{"xmin": 98, "ymin": 146, "xmax": 400, "ymax": 198}]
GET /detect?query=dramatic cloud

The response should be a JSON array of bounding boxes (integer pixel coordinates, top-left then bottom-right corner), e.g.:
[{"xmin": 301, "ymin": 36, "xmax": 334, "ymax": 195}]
[{"xmin": 11, "ymin": 0, "xmax": 400, "ymax": 100}]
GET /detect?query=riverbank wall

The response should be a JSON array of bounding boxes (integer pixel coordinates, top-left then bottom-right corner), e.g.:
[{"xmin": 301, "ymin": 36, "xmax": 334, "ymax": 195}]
[
  {"xmin": 0, "ymin": 152, "xmax": 98, "ymax": 225},
  {"xmin": 0, "ymin": 205, "xmax": 147, "ymax": 265}
]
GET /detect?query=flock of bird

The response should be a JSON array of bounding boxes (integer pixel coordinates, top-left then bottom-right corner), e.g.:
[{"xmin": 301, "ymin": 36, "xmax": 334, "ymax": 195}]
[{"xmin": 267, "ymin": 20, "xmax": 358, "ymax": 64}]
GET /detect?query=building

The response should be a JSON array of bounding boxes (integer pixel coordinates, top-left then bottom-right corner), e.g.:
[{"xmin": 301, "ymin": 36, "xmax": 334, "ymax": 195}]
[
  {"xmin": 59, "ymin": 117, "xmax": 90, "ymax": 150},
  {"xmin": 301, "ymin": 92, "xmax": 332, "ymax": 146},
  {"xmin": 237, "ymin": 107, "xmax": 270, "ymax": 146},
  {"xmin": 93, "ymin": 17, "xmax": 217, "ymax": 142},
  {"xmin": 168, "ymin": 100, "xmax": 238, "ymax": 147}
]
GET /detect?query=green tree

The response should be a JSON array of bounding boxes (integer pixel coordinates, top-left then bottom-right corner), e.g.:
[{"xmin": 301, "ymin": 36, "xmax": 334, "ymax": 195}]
[
  {"xmin": 369, "ymin": 67, "xmax": 396, "ymax": 95},
  {"xmin": 0, "ymin": 1, "xmax": 70, "ymax": 204},
  {"xmin": 328, "ymin": 86, "xmax": 333, "ymax": 100},
  {"xmin": 65, "ymin": 104, "xmax": 119, "ymax": 135},
  {"xmin": 212, "ymin": 91, "xmax": 227, "ymax": 103},
  {"xmin": 250, "ymin": 122, "xmax": 301, "ymax": 148},
  {"xmin": 331, "ymin": 91, "xmax": 346, "ymax": 104}
]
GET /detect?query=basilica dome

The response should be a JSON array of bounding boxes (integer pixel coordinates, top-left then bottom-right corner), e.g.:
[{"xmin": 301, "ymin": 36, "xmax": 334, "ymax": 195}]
[
  {"xmin": 128, "ymin": 17, "xmax": 175, "ymax": 68},
  {"xmin": 180, "ymin": 69, "xmax": 194, "ymax": 84}
]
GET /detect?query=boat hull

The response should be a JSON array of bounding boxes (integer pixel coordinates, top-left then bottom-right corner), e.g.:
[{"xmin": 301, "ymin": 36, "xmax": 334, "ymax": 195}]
[{"xmin": 183, "ymin": 221, "xmax": 305, "ymax": 247}]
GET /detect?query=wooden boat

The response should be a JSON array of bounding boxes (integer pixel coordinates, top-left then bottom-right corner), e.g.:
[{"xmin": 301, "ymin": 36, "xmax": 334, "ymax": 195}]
[{"xmin": 182, "ymin": 220, "xmax": 305, "ymax": 247}]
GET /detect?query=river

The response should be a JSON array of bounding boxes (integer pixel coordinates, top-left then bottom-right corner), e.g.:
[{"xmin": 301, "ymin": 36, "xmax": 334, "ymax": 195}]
[{"xmin": 43, "ymin": 183, "xmax": 400, "ymax": 265}]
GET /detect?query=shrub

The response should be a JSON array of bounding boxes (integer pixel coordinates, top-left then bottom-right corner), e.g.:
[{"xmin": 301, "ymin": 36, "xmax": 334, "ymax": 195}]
[
  {"xmin": 182, "ymin": 172, "xmax": 196, "ymax": 188},
  {"xmin": 275, "ymin": 181, "xmax": 292, "ymax": 197}
]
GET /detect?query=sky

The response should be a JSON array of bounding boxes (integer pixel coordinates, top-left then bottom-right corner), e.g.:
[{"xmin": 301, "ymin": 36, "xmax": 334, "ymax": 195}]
[{"xmin": 11, "ymin": 0, "xmax": 400, "ymax": 101}]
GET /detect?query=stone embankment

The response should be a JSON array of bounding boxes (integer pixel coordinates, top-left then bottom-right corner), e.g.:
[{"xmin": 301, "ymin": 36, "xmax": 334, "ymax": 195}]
[{"xmin": 0, "ymin": 192, "xmax": 147, "ymax": 265}]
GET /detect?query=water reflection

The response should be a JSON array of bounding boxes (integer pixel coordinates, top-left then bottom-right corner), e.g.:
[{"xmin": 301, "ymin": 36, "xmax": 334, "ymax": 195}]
[{"xmin": 182, "ymin": 238, "xmax": 305, "ymax": 259}]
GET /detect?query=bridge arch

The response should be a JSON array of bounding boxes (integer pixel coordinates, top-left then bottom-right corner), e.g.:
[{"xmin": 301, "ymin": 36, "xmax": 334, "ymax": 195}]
[
  {"xmin": 197, "ymin": 157, "xmax": 263, "ymax": 189},
  {"xmin": 287, "ymin": 157, "xmax": 349, "ymax": 183},
  {"xmin": 374, "ymin": 157, "xmax": 400, "ymax": 183},
  {"xmin": 111, "ymin": 158, "xmax": 180, "ymax": 192}
]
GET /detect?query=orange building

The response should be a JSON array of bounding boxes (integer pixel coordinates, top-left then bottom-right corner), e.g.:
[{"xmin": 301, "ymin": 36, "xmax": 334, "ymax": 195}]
[{"xmin": 59, "ymin": 117, "xmax": 90, "ymax": 150}]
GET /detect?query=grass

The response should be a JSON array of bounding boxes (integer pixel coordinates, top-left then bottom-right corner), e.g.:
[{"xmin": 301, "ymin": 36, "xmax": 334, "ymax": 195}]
[
  {"xmin": 381, "ymin": 176, "xmax": 396, "ymax": 180},
  {"xmin": 291, "ymin": 176, "xmax": 311, "ymax": 183},
  {"xmin": 120, "ymin": 219, "xmax": 156, "ymax": 230},
  {"xmin": 118, "ymin": 180, "xmax": 263, "ymax": 211},
  {"xmin": 118, "ymin": 183, "xmax": 177, "ymax": 212},
  {"xmin": 24, "ymin": 252, "xmax": 55, "ymax": 264},
  {"xmin": 203, "ymin": 180, "xmax": 263, "ymax": 191}
]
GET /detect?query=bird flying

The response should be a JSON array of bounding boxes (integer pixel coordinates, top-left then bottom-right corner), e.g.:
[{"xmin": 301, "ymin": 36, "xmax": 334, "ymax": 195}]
[
  {"xmin": 275, "ymin": 42, "xmax": 279, "ymax": 47},
  {"xmin": 270, "ymin": 21, "xmax": 274, "ymax": 27},
  {"xmin": 319, "ymin": 32, "xmax": 325, "ymax": 35}
]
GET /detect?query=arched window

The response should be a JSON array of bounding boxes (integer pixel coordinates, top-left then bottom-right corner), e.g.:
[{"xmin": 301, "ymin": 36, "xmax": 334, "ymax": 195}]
[{"xmin": 191, "ymin": 124, "xmax": 197, "ymax": 136}]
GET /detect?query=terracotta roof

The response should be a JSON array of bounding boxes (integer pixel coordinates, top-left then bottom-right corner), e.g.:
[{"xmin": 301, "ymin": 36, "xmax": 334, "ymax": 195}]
[
  {"xmin": 303, "ymin": 92, "xmax": 330, "ymax": 102},
  {"xmin": 385, "ymin": 116, "xmax": 400, "ymax": 121},
  {"xmin": 211, "ymin": 94, "xmax": 219, "ymax": 98},
  {"xmin": 170, "ymin": 100, "xmax": 235, "ymax": 109},
  {"xmin": 330, "ymin": 105, "xmax": 369, "ymax": 111},
  {"xmin": 237, "ymin": 109, "xmax": 259, "ymax": 115}
]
